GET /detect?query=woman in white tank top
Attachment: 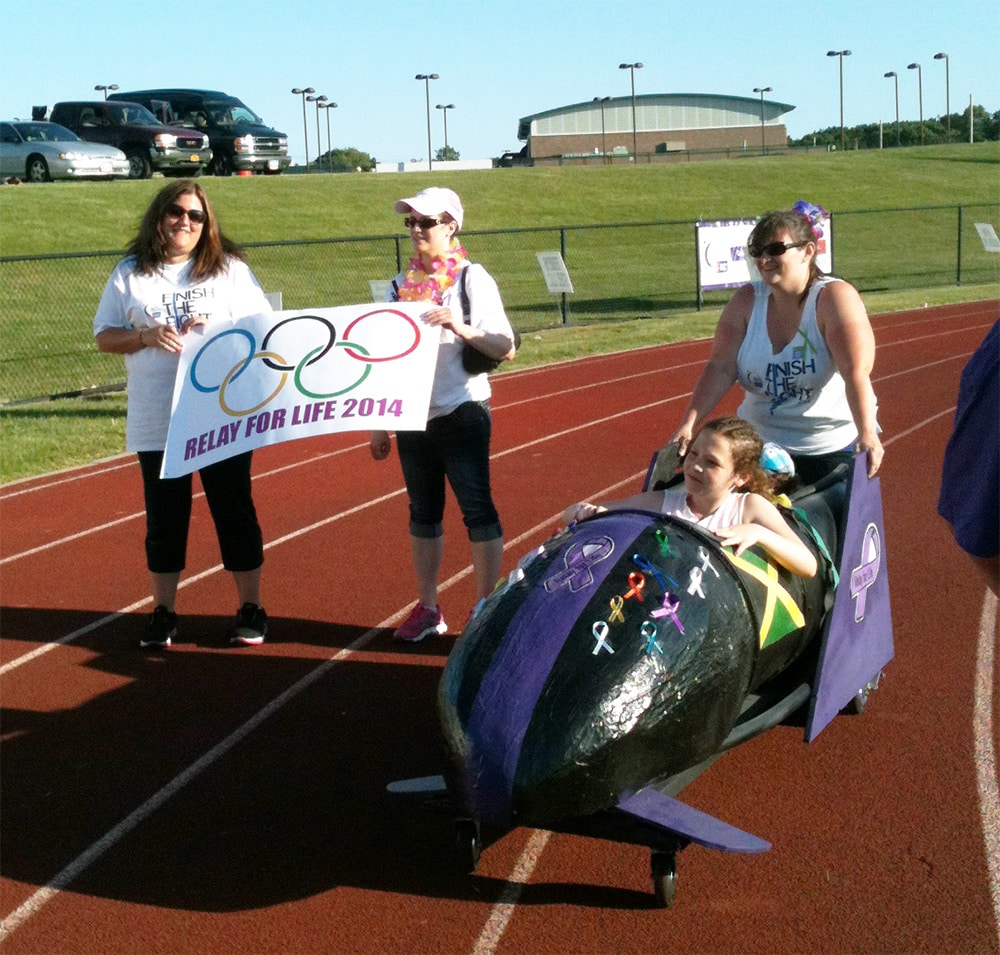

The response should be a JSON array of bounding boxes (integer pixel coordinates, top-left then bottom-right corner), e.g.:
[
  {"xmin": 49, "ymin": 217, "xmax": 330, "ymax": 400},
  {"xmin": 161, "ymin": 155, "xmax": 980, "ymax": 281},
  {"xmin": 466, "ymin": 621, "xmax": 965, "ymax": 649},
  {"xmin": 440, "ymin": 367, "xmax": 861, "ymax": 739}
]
[
  {"xmin": 668, "ymin": 202, "xmax": 883, "ymax": 485},
  {"xmin": 564, "ymin": 417, "xmax": 817, "ymax": 579}
]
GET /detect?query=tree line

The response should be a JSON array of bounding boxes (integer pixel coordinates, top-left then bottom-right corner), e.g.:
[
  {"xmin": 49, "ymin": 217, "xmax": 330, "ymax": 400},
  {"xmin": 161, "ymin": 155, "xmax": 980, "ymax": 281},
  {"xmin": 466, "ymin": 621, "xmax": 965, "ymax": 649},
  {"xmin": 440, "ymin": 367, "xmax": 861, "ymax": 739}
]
[{"xmin": 789, "ymin": 105, "xmax": 999, "ymax": 149}]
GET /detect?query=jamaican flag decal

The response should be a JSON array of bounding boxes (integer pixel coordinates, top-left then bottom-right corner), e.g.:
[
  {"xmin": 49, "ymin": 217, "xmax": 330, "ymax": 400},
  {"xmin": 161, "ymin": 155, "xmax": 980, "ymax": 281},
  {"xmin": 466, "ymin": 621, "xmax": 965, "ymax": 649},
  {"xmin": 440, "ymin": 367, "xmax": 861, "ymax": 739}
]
[{"xmin": 722, "ymin": 548, "xmax": 805, "ymax": 648}]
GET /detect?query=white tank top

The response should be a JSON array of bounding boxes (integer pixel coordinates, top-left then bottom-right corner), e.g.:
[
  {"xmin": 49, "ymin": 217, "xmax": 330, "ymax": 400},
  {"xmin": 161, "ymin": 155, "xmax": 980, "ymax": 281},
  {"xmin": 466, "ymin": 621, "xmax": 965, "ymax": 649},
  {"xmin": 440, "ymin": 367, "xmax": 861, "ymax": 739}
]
[
  {"xmin": 660, "ymin": 487, "xmax": 747, "ymax": 532},
  {"xmin": 736, "ymin": 279, "xmax": 860, "ymax": 455}
]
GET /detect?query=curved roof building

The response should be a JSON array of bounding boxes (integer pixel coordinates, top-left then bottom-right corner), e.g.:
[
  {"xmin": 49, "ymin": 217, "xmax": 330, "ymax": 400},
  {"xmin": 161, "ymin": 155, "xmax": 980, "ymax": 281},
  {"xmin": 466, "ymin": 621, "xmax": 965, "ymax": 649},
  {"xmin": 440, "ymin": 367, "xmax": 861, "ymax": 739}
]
[{"xmin": 516, "ymin": 92, "xmax": 795, "ymax": 163}]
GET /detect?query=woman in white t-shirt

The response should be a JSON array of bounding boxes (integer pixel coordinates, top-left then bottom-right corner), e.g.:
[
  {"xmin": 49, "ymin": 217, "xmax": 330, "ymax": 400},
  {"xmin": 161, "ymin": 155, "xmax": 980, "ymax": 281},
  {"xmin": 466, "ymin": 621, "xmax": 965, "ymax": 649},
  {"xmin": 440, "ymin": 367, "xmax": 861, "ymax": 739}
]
[
  {"xmin": 93, "ymin": 179, "xmax": 271, "ymax": 650},
  {"xmin": 369, "ymin": 187, "xmax": 517, "ymax": 642},
  {"xmin": 564, "ymin": 417, "xmax": 817, "ymax": 579},
  {"xmin": 669, "ymin": 201, "xmax": 883, "ymax": 487}
]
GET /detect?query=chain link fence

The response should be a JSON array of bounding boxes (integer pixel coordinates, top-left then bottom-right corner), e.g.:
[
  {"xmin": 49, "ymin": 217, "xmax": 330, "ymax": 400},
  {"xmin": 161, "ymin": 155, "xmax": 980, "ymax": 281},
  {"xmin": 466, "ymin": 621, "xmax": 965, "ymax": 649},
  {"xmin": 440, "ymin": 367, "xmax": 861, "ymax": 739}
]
[{"xmin": 1, "ymin": 204, "xmax": 997, "ymax": 404}]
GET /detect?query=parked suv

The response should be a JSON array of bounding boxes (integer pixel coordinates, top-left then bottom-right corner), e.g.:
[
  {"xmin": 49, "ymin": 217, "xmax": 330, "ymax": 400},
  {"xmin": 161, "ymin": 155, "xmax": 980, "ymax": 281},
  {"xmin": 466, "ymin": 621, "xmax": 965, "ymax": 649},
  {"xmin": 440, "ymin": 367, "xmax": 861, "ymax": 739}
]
[
  {"xmin": 48, "ymin": 101, "xmax": 211, "ymax": 179},
  {"xmin": 110, "ymin": 89, "xmax": 291, "ymax": 176}
]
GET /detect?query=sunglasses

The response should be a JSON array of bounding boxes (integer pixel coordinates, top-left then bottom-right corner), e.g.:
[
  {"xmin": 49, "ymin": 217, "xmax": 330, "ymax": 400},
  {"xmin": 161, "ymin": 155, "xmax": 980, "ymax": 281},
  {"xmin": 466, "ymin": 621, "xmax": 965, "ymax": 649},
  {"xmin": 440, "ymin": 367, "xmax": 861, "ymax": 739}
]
[
  {"xmin": 404, "ymin": 215, "xmax": 446, "ymax": 230},
  {"xmin": 748, "ymin": 239, "xmax": 809, "ymax": 258},
  {"xmin": 164, "ymin": 203, "xmax": 207, "ymax": 224}
]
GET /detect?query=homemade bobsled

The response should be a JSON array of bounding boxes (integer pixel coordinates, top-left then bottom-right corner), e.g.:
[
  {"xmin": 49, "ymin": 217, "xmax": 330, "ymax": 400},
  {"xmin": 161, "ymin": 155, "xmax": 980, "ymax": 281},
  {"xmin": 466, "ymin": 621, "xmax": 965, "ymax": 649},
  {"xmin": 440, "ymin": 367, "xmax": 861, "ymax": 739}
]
[{"xmin": 391, "ymin": 452, "xmax": 893, "ymax": 907}]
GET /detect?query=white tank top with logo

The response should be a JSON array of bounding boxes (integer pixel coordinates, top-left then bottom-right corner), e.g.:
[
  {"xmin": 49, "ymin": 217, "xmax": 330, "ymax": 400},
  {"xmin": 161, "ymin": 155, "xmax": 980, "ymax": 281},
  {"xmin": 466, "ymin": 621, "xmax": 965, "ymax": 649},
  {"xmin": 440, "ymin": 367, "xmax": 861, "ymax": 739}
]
[{"xmin": 736, "ymin": 278, "xmax": 859, "ymax": 455}]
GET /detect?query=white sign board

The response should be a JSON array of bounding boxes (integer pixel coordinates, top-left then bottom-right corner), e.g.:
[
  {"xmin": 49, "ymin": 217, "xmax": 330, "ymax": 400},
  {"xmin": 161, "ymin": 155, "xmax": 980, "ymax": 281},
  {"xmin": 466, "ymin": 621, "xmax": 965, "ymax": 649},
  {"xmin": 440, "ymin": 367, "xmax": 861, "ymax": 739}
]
[
  {"xmin": 161, "ymin": 303, "xmax": 439, "ymax": 478},
  {"xmin": 975, "ymin": 222, "xmax": 1000, "ymax": 253},
  {"xmin": 696, "ymin": 216, "xmax": 834, "ymax": 292},
  {"xmin": 536, "ymin": 251, "xmax": 574, "ymax": 294}
]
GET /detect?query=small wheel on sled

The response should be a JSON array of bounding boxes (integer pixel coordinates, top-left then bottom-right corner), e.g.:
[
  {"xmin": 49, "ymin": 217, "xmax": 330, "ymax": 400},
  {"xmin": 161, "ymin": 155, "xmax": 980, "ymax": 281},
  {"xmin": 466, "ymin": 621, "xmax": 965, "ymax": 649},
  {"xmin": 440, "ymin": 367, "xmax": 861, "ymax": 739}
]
[
  {"xmin": 651, "ymin": 850, "xmax": 677, "ymax": 908},
  {"xmin": 455, "ymin": 819, "xmax": 481, "ymax": 873},
  {"xmin": 842, "ymin": 671, "xmax": 883, "ymax": 716}
]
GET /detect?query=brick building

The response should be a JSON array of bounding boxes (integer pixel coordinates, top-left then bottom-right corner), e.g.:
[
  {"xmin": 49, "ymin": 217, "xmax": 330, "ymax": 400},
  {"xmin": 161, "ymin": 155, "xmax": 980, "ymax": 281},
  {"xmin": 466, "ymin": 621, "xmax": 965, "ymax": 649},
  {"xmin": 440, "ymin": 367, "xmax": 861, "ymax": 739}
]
[{"xmin": 516, "ymin": 92, "xmax": 794, "ymax": 164}]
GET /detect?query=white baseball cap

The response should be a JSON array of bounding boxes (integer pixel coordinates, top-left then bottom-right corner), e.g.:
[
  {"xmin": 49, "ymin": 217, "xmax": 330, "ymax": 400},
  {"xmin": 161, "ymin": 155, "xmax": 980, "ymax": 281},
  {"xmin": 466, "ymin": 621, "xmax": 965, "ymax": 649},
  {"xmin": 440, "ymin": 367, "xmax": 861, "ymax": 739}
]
[{"xmin": 394, "ymin": 187, "xmax": 464, "ymax": 230}]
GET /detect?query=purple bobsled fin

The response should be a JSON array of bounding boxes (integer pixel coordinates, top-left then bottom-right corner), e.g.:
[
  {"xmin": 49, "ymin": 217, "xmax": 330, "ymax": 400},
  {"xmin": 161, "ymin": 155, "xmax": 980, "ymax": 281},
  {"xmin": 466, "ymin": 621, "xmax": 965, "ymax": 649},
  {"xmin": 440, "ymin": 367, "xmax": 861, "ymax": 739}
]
[
  {"xmin": 806, "ymin": 455, "xmax": 894, "ymax": 741},
  {"xmin": 616, "ymin": 788, "xmax": 771, "ymax": 854}
]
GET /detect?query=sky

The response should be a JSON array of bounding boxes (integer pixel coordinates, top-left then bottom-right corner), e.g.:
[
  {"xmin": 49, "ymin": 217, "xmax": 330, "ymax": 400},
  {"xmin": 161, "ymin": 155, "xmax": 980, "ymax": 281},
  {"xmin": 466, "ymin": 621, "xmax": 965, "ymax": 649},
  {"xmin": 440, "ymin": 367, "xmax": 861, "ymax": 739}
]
[{"xmin": 1, "ymin": 0, "xmax": 997, "ymax": 166}]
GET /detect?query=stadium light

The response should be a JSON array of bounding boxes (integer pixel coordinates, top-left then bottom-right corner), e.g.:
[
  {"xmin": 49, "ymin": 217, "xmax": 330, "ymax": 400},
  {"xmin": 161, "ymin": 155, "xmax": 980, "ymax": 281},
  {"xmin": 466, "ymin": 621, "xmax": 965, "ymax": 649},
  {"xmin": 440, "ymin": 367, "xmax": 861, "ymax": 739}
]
[
  {"xmin": 94, "ymin": 84, "xmax": 119, "ymax": 100},
  {"xmin": 934, "ymin": 52, "xmax": 950, "ymax": 141},
  {"xmin": 592, "ymin": 96, "xmax": 611, "ymax": 164},
  {"xmin": 884, "ymin": 72, "xmax": 900, "ymax": 147},
  {"xmin": 291, "ymin": 87, "xmax": 316, "ymax": 171},
  {"xmin": 908, "ymin": 63, "xmax": 924, "ymax": 145},
  {"xmin": 618, "ymin": 62, "xmax": 643, "ymax": 160},
  {"xmin": 306, "ymin": 95, "xmax": 327, "ymax": 172},
  {"xmin": 826, "ymin": 50, "xmax": 851, "ymax": 151},
  {"xmin": 318, "ymin": 101, "xmax": 338, "ymax": 173},
  {"xmin": 415, "ymin": 74, "xmax": 439, "ymax": 170},
  {"xmin": 436, "ymin": 104, "xmax": 455, "ymax": 158},
  {"xmin": 752, "ymin": 87, "xmax": 772, "ymax": 157}
]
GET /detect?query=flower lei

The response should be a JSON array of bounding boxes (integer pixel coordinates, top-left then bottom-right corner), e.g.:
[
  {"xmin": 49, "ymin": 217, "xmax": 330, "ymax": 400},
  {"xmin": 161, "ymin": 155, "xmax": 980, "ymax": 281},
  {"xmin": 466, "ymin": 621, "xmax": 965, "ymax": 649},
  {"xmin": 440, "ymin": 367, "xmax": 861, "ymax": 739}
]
[
  {"xmin": 793, "ymin": 199, "xmax": 827, "ymax": 240},
  {"xmin": 397, "ymin": 240, "xmax": 468, "ymax": 304}
]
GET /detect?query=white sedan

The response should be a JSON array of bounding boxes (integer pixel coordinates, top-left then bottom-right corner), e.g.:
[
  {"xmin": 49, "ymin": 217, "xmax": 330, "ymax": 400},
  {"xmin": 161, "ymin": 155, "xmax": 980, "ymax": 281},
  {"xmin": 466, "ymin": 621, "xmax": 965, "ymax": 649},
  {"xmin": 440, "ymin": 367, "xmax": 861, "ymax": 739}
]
[{"xmin": 1, "ymin": 120, "xmax": 130, "ymax": 182}]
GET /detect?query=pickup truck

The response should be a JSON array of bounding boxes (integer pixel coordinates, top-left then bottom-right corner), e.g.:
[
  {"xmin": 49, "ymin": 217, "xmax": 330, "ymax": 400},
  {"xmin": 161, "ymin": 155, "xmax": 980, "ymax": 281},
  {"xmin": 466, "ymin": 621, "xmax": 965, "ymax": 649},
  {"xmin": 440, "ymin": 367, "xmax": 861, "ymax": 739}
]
[
  {"xmin": 110, "ymin": 89, "xmax": 291, "ymax": 175},
  {"xmin": 49, "ymin": 100, "xmax": 211, "ymax": 179}
]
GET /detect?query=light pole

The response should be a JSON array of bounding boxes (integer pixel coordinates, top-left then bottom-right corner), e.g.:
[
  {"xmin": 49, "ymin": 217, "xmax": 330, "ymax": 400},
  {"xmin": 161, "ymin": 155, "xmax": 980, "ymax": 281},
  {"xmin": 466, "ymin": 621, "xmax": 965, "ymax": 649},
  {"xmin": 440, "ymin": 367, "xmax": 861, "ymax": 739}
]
[
  {"xmin": 752, "ymin": 86, "xmax": 772, "ymax": 156},
  {"xmin": 826, "ymin": 50, "xmax": 851, "ymax": 151},
  {"xmin": 319, "ymin": 101, "xmax": 337, "ymax": 172},
  {"xmin": 618, "ymin": 62, "xmax": 643, "ymax": 160},
  {"xmin": 306, "ymin": 94, "xmax": 327, "ymax": 170},
  {"xmin": 291, "ymin": 87, "xmax": 315, "ymax": 172},
  {"xmin": 592, "ymin": 96, "xmax": 610, "ymax": 164},
  {"xmin": 908, "ymin": 62, "xmax": 924, "ymax": 144},
  {"xmin": 934, "ymin": 52, "xmax": 950, "ymax": 141},
  {"xmin": 436, "ymin": 104, "xmax": 455, "ymax": 159},
  {"xmin": 884, "ymin": 72, "xmax": 900, "ymax": 147},
  {"xmin": 94, "ymin": 84, "xmax": 119, "ymax": 100},
  {"xmin": 415, "ymin": 74, "xmax": 439, "ymax": 170}
]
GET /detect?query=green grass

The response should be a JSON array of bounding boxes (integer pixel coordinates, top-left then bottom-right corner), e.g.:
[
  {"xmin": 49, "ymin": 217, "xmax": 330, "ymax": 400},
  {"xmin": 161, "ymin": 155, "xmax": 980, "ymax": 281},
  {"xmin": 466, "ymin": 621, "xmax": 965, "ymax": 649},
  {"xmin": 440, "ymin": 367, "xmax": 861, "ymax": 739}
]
[
  {"xmin": 2, "ymin": 143, "xmax": 998, "ymax": 255},
  {"xmin": 1, "ymin": 143, "xmax": 998, "ymax": 483}
]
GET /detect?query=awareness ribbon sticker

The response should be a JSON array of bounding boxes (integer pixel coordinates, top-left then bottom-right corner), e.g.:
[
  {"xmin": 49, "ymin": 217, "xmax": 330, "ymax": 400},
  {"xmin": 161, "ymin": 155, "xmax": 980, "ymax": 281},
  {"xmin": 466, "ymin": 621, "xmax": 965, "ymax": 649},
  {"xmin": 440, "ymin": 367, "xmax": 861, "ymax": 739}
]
[
  {"xmin": 641, "ymin": 620, "xmax": 663, "ymax": 655},
  {"xmin": 698, "ymin": 546, "xmax": 720, "ymax": 578},
  {"xmin": 651, "ymin": 592, "xmax": 684, "ymax": 633},
  {"xmin": 608, "ymin": 595, "xmax": 625, "ymax": 624},
  {"xmin": 624, "ymin": 572, "xmax": 646, "ymax": 602},
  {"xmin": 592, "ymin": 621, "xmax": 614, "ymax": 655},
  {"xmin": 655, "ymin": 530, "xmax": 677, "ymax": 558},
  {"xmin": 543, "ymin": 536, "xmax": 615, "ymax": 594},
  {"xmin": 687, "ymin": 566, "xmax": 706, "ymax": 598},
  {"xmin": 633, "ymin": 553, "xmax": 678, "ymax": 592}
]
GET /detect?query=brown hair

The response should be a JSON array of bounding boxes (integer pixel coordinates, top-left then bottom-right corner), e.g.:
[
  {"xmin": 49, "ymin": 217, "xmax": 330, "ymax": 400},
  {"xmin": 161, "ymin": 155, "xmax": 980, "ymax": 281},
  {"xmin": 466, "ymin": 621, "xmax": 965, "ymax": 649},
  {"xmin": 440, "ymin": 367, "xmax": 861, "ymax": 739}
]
[
  {"xmin": 699, "ymin": 416, "xmax": 772, "ymax": 496},
  {"xmin": 126, "ymin": 179, "xmax": 245, "ymax": 279},
  {"xmin": 748, "ymin": 208, "xmax": 825, "ymax": 290}
]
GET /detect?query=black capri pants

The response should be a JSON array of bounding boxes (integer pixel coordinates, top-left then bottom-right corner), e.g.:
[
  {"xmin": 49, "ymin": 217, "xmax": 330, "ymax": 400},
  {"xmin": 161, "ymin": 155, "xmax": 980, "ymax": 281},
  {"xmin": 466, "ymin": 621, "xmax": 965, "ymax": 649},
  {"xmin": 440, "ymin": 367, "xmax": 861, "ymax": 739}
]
[{"xmin": 138, "ymin": 450, "xmax": 264, "ymax": 574}]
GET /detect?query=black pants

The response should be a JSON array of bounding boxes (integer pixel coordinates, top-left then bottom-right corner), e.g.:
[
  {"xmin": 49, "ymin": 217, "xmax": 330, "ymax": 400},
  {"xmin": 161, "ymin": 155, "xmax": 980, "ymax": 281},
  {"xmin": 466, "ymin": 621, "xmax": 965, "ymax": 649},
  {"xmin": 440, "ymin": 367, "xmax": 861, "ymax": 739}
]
[{"xmin": 138, "ymin": 451, "xmax": 264, "ymax": 574}]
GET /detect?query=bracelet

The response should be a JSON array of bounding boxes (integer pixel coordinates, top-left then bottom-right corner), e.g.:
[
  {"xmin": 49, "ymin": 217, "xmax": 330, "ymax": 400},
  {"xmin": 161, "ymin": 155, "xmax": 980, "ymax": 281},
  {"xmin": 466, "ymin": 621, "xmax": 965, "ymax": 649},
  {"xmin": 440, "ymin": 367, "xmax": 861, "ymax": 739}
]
[{"xmin": 139, "ymin": 328, "xmax": 147, "ymax": 348}]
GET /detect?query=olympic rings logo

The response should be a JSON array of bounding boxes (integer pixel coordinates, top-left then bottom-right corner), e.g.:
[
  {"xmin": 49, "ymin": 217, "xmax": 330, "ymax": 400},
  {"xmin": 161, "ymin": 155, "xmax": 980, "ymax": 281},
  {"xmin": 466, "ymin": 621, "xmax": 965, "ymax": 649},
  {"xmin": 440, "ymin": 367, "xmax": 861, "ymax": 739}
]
[{"xmin": 189, "ymin": 309, "xmax": 421, "ymax": 417}]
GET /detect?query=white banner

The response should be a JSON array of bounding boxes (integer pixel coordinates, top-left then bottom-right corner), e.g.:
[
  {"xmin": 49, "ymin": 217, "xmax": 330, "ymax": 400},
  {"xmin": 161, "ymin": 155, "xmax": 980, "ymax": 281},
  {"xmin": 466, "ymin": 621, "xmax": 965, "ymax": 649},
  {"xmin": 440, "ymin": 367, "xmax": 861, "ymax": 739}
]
[
  {"xmin": 696, "ymin": 216, "xmax": 833, "ymax": 292},
  {"xmin": 161, "ymin": 303, "xmax": 439, "ymax": 478}
]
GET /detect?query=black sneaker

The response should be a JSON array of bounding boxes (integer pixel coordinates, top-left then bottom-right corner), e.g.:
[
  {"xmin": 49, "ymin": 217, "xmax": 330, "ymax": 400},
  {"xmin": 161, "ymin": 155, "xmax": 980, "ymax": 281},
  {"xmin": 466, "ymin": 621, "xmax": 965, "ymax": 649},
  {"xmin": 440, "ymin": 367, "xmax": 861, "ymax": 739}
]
[
  {"xmin": 141, "ymin": 605, "xmax": 177, "ymax": 649},
  {"xmin": 231, "ymin": 603, "xmax": 267, "ymax": 646}
]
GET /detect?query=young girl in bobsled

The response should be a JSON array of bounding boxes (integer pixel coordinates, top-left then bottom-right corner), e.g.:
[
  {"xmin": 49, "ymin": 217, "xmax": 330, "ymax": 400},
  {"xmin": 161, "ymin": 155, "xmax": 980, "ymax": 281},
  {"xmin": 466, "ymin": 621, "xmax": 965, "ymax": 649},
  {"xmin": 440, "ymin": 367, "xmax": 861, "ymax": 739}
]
[{"xmin": 563, "ymin": 416, "xmax": 817, "ymax": 579}]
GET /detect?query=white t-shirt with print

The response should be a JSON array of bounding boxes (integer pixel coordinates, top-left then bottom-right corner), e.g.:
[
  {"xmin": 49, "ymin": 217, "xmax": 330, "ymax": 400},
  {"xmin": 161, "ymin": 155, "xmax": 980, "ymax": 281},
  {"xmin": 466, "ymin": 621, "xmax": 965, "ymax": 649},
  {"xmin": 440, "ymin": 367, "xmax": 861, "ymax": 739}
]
[
  {"xmin": 387, "ymin": 262, "xmax": 514, "ymax": 420},
  {"xmin": 93, "ymin": 256, "xmax": 271, "ymax": 451}
]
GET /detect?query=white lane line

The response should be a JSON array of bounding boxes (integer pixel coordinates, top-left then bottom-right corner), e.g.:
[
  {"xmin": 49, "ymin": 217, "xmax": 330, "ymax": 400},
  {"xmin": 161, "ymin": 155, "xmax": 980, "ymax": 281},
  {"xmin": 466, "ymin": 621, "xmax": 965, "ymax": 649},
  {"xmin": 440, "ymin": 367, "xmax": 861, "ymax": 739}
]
[
  {"xmin": 973, "ymin": 590, "xmax": 1000, "ymax": 941},
  {"xmin": 470, "ymin": 830, "xmax": 553, "ymax": 955}
]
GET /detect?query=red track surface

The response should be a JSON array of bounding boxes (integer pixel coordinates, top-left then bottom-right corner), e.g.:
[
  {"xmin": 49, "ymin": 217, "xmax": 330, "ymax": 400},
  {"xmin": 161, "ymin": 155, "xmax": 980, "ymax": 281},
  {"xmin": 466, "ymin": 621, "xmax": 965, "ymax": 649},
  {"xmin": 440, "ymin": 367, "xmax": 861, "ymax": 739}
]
[{"xmin": 2, "ymin": 301, "xmax": 998, "ymax": 954}]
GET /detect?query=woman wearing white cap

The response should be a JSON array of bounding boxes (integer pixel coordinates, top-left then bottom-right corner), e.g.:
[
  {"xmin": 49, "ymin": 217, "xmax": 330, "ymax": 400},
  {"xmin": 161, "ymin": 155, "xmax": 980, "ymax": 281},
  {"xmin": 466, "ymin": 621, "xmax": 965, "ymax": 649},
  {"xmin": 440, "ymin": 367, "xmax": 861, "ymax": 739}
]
[{"xmin": 370, "ymin": 187, "xmax": 517, "ymax": 641}]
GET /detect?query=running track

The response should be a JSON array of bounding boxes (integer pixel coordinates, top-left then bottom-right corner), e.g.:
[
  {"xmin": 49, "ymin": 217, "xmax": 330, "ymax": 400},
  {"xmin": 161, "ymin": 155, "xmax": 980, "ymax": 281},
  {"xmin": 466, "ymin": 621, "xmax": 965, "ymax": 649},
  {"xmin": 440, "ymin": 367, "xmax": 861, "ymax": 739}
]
[{"xmin": 2, "ymin": 301, "xmax": 998, "ymax": 955}]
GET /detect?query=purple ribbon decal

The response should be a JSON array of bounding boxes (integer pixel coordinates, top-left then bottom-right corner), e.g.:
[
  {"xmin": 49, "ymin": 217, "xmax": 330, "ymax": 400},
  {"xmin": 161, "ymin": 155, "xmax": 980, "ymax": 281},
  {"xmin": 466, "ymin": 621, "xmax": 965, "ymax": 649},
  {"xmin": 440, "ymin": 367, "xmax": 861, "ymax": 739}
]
[
  {"xmin": 543, "ymin": 535, "xmax": 615, "ymax": 594},
  {"xmin": 850, "ymin": 522, "xmax": 881, "ymax": 621},
  {"xmin": 651, "ymin": 592, "xmax": 684, "ymax": 633}
]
